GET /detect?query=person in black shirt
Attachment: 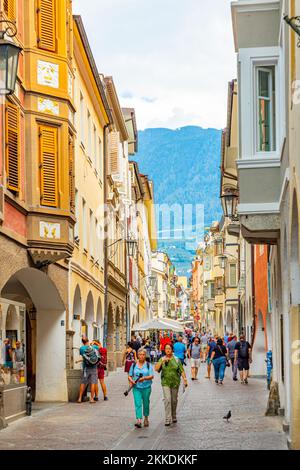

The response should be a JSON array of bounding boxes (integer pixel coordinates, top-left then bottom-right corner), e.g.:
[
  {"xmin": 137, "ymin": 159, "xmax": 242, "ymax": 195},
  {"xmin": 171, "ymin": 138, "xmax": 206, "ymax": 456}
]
[
  {"xmin": 210, "ymin": 338, "xmax": 228, "ymax": 385},
  {"xmin": 234, "ymin": 335, "xmax": 252, "ymax": 384}
]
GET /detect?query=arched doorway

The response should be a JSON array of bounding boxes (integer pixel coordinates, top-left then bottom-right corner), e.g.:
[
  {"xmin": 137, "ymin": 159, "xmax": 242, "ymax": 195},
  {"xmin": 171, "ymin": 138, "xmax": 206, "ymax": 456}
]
[
  {"xmin": 95, "ymin": 298, "xmax": 103, "ymax": 343},
  {"xmin": 251, "ymin": 311, "xmax": 266, "ymax": 376},
  {"xmin": 1, "ymin": 268, "xmax": 67, "ymax": 402},
  {"xmin": 84, "ymin": 292, "xmax": 94, "ymax": 341},
  {"xmin": 72, "ymin": 285, "xmax": 82, "ymax": 369}
]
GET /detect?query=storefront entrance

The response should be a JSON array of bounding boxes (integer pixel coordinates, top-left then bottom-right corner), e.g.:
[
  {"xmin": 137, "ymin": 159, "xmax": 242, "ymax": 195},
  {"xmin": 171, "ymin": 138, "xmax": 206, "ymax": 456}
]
[{"xmin": 1, "ymin": 268, "xmax": 68, "ymax": 406}]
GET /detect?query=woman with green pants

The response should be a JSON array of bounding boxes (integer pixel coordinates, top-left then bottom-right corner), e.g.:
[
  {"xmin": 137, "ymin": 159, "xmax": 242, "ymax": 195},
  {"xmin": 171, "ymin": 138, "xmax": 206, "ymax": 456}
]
[{"xmin": 128, "ymin": 349, "xmax": 154, "ymax": 428}]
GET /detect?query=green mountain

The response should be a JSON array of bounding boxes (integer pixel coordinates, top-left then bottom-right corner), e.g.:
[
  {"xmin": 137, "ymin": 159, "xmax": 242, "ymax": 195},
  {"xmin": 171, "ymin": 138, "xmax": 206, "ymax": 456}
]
[{"xmin": 135, "ymin": 126, "xmax": 222, "ymax": 276}]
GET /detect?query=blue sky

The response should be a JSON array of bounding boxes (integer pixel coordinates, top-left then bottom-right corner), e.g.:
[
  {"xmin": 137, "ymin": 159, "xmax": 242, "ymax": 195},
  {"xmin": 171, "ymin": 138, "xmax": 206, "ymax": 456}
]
[{"xmin": 73, "ymin": 0, "xmax": 236, "ymax": 130}]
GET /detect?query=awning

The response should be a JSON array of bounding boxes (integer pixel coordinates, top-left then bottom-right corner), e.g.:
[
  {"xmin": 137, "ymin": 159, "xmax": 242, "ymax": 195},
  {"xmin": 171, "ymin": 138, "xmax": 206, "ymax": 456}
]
[{"xmin": 132, "ymin": 318, "xmax": 184, "ymax": 332}]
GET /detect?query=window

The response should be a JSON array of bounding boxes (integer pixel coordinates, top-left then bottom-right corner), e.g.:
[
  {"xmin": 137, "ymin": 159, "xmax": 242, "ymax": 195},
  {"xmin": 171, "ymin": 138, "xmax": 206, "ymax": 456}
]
[
  {"xmin": 74, "ymin": 189, "xmax": 79, "ymax": 239},
  {"xmin": 256, "ymin": 66, "xmax": 276, "ymax": 152},
  {"xmin": 93, "ymin": 125, "xmax": 96, "ymax": 169},
  {"xmin": 5, "ymin": 102, "xmax": 20, "ymax": 193},
  {"xmin": 229, "ymin": 263, "xmax": 237, "ymax": 287},
  {"xmin": 87, "ymin": 111, "xmax": 91, "ymax": 158},
  {"xmin": 69, "ymin": 133, "xmax": 75, "ymax": 213},
  {"xmin": 80, "ymin": 93, "xmax": 84, "ymax": 145},
  {"xmin": 39, "ymin": 125, "xmax": 58, "ymax": 207},
  {"xmin": 214, "ymin": 239, "xmax": 223, "ymax": 256},
  {"xmin": 4, "ymin": 0, "xmax": 16, "ymax": 20},
  {"xmin": 37, "ymin": 0, "xmax": 56, "ymax": 52},
  {"xmin": 82, "ymin": 199, "xmax": 87, "ymax": 250},
  {"xmin": 98, "ymin": 137, "xmax": 103, "ymax": 180},
  {"xmin": 90, "ymin": 210, "xmax": 94, "ymax": 257}
]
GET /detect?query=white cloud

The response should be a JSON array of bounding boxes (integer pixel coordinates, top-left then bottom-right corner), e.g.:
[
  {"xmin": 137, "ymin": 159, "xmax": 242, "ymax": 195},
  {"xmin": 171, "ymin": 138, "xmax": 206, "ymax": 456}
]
[{"xmin": 73, "ymin": 0, "xmax": 236, "ymax": 130}]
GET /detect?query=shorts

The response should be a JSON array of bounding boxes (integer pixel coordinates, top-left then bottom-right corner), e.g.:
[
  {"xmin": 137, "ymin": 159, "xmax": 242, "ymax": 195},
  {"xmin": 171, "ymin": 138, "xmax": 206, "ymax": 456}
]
[
  {"xmin": 82, "ymin": 367, "xmax": 98, "ymax": 385},
  {"xmin": 191, "ymin": 358, "xmax": 201, "ymax": 368},
  {"xmin": 97, "ymin": 366, "xmax": 105, "ymax": 380},
  {"xmin": 237, "ymin": 358, "xmax": 250, "ymax": 371},
  {"xmin": 201, "ymin": 344, "xmax": 207, "ymax": 352}
]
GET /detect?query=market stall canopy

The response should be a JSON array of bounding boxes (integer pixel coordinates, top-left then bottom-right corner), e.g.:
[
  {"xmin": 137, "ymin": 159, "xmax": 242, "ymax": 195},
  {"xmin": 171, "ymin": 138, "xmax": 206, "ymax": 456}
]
[{"xmin": 132, "ymin": 318, "xmax": 184, "ymax": 332}]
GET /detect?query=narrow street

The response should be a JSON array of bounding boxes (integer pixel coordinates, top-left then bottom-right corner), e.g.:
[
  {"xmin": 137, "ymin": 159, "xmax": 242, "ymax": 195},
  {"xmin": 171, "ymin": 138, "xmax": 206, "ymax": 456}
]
[{"xmin": 0, "ymin": 363, "xmax": 287, "ymax": 451}]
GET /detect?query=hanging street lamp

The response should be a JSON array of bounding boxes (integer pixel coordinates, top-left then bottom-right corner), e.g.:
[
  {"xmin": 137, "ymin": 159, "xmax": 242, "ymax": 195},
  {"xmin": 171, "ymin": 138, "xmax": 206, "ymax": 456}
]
[
  {"xmin": 0, "ymin": 21, "xmax": 22, "ymax": 96},
  {"xmin": 126, "ymin": 238, "xmax": 138, "ymax": 258},
  {"xmin": 221, "ymin": 188, "xmax": 239, "ymax": 221}
]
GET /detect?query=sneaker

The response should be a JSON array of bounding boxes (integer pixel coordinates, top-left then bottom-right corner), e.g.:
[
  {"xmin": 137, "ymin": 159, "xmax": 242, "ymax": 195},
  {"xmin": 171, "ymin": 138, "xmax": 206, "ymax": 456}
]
[
  {"xmin": 215, "ymin": 380, "xmax": 219, "ymax": 384},
  {"xmin": 219, "ymin": 381, "xmax": 223, "ymax": 385},
  {"xmin": 104, "ymin": 396, "xmax": 108, "ymax": 401},
  {"xmin": 233, "ymin": 377, "xmax": 238, "ymax": 381},
  {"xmin": 135, "ymin": 422, "xmax": 142, "ymax": 429},
  {"xmin": 94, "ymin": 397, "xmax": 99, "ymax": 402},
  {"xmin": 244, "ymin": 379, "xmax": 248, "ymax": 384},
  {"xmin": 172, "ymin": 418, "xmax": 177, "ymax": 424},
  {"xmin": 165, "ymin": 422, "xmax": 171, "ymax": 427}
]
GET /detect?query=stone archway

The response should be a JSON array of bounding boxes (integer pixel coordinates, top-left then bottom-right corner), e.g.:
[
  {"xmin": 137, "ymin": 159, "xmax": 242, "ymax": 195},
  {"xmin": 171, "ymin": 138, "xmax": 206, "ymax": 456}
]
[
  {"xmin": 84, "ymin": 292, "xmax": 94, "ymax": 341},
  {"xmin": 251, "ymin": 311, "xmax": 266, "ymax": 376},
  {"xmin": 72, "ymin": 285, "xmax": 82, "ymax": 369},
  {"xmin": 95, "ymin": 298, "xmax": 103, "ymax": 344},
  {"xmin": 289, "ymin": 191, "xmax": 300, "ymax": 448},
  {"xmin": 1, "ymin": 267, "xmax": 67, "ymax": 402}
]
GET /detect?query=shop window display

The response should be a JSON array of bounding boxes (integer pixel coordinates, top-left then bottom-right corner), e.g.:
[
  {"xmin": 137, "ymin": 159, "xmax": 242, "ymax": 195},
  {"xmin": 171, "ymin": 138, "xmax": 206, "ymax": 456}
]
[{"xmin": 0, "ymin": 303, "xmax": 26, "ymax": 387}]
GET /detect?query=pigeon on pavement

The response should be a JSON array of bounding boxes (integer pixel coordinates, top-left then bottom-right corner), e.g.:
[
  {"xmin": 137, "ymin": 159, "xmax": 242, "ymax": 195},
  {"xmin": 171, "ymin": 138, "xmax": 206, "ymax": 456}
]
[{"xmin": 223, "ymin": 410, "xmax": 232, "ymax": 422}]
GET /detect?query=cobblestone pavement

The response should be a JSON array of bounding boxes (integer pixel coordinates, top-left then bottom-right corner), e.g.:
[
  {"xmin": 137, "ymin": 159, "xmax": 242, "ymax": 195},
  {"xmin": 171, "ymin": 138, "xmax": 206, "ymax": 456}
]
[{"xmin": 0, "ymin": 362, "xmax": 287, "ymax": 450}]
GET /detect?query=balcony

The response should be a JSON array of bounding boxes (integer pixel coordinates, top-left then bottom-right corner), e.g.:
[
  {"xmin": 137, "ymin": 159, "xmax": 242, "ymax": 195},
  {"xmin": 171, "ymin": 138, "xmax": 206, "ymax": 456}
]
[
  {"xmin": 237, "ymin": 159, "xmax": 281, "ymax": 244},
  {"xmin": 232, "ymin": 0, "xmax": 283, "ymax": 245},
  {"xmin": 27, "ymin": 213, "xmax": 74, "ymax": 266}
]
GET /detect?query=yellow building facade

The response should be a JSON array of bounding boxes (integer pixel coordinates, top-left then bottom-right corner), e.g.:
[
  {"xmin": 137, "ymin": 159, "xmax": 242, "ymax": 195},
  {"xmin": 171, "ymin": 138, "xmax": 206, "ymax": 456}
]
[{"xmin": 69, "ymin": 17, "xmax": 111, "ymax": 368}]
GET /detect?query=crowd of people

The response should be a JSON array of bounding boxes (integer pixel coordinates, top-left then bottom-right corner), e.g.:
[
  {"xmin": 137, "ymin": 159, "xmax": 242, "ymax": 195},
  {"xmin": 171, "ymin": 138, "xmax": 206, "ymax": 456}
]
[{"xmin": 76, "ymin": 329, "xmax": 252, "ymax": 430}]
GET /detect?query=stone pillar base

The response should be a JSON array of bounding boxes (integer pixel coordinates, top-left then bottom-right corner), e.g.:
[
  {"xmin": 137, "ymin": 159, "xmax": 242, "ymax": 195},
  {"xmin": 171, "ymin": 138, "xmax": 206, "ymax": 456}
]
[{"xmin": 265, "ymin": 381, "xmax": 280, "ymax": 416}]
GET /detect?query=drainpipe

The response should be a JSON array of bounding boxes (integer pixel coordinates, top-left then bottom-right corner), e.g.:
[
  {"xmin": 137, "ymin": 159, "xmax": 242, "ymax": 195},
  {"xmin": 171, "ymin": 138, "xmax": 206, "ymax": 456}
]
[
  {"xmin": 251, "ymin": 245, "xmax": 256, "ymax": 346},
  {"xmin": 103, "ymin": 123, "xmax": 110, "ymax": 348}
]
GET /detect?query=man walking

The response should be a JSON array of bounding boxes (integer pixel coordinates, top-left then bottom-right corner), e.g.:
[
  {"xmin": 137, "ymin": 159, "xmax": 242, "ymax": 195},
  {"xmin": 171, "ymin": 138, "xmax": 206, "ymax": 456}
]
[
  {"xmin": 188, "ymin": 336, "xmax": 201, "ymax": 380},
  {"xmin": 173, "ymin": 335, "xmax": 187, "ymax": 365},
  {"xmin": 200, "ymin": 332, "xmax": 208, "ymax": 362},
  {"xmin": 160, "ymin": 332, "xmax": 172, "ymax": 357},
  {"xmin": 227, "ymin": 335, "xmax": 238, "ymax": 381},
  {"xmin": 234, "ymin": 335, "xmax": 252, "ymax": 384}
]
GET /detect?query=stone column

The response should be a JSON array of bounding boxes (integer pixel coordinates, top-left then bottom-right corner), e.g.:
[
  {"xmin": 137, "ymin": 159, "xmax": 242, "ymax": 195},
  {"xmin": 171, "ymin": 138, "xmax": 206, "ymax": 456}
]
[{"xmin": 290, "ymin": 305, "xmax": 300, "ymax": 449}]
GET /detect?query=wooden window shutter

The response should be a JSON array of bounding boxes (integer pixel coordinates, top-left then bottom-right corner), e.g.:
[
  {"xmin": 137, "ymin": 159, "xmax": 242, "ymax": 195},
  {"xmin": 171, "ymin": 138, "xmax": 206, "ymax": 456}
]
[
  {"xmin": 5, "ymin": 102, "xmax": 20, "ymax": 193},
  {"xmin": 39, "ymin": 125, "xmax": 58, "ymax": 207},
  {"xmin": 4, "ymin": 0, "xmax": 16, "ymax": 20},
  {"xmin": 69, "ymin": 133, "xmax": 75, "ymax": 214},
  {"xmin": 37, "ymin": 0, "xmax": 56, "ymax": 52},
  {"xmin": 109, "ymin": 131, "xmax": 119, "ymax": 175}
]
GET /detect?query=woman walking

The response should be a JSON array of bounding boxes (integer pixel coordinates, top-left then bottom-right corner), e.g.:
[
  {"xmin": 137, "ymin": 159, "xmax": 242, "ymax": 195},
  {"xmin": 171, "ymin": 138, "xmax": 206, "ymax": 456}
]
[
  {"xmin": 123, "ymin": 342, "xmax": 137, "ymax": 374},
  {"xmin": 210, "ymin": 338, "xmax": 228, "ymax": 385},
  {"xmin": 128, "ymin": 349, "xmax": 154, "ymax": 428},
  {"xmin": 155, "ymin": 344, "xmax": 188, "ymax": 426}
]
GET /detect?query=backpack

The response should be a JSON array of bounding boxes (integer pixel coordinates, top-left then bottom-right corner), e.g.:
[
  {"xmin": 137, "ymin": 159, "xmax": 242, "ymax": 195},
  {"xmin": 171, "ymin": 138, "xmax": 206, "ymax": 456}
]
[
  {"xmin": 239, "ymin": 341, "xmax": 249, "ymax": 359},
  {"xmin": 83, "ymin": 346, "xmax": 101, "ymax": 367},
  {"xmin": 132, "ymin": 362, "xmax": 150, "ymax": 376}
]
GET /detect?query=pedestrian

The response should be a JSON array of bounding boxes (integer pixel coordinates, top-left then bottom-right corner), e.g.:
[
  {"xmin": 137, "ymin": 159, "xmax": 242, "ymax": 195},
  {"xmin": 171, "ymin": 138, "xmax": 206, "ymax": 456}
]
[
  {"xmin": 224, "ymin": 332, "xmax": 229, "ymax": 345},
  {"xmin": 132, "ymin": 336, "xmax": 141, "ymax": 353},
  {"xmin": 3, "ymin": 339, "xmax": 13, "ymax": 369},
  {"xmin": 227, "ymin": 335, "xmax": 238, "ymax": 381},
  {"xmin": 160, "ymin": 332, "xmax": 172, "ymax": 357},
  {"xmin": 187, "ymin": 336, "xmax": 201, "ymax": 380},
  {"xmin": 205, "ymin": 336, "xmax": 216, "ymax": 379},
  {"xmin": 92, "ymin": 340, "xmax": 108, "ymax": 401},
  {"xmin": 128, "ymin": 349, "xmax": 154, "ymax": 429},
  {"xmin": 173, "ymin": 335, "xmax": 187, "ymax": 365},
  {"xmin": 200, "ymin": 332, "xmax": 208, "ymax": 362},
  {"xmin": 155, "ymin": 344, "xmax": 188, "ymax": 426},
  {"xmin": 123, "ymin": 342, "xmax": 137, "ymax": 373},
  {"xmin": 77, "ymin": 337, "xmax": 100, "ymax": 403},
  {"xmin": 234, "ymin": 335, "xmax": 252, "ymax": 384},
  {"xmin": 210, "ymin": 338, "xmax": 228, "ymax": 385},
  {"xmin": 14, "ymin": 341, "xmax": 25, "ymax": 372}
]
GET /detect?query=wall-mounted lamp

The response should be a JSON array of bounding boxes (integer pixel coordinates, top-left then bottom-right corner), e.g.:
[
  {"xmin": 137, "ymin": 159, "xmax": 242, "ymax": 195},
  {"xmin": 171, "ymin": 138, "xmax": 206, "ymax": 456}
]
[{"xmin": 0, "ymin": 21, "xmax": 22, "ymax": 96}]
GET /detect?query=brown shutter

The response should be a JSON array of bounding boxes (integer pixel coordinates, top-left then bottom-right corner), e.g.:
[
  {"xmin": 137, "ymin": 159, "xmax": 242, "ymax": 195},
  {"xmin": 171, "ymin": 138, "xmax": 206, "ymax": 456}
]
[
  {"xmin": 4, "ymin": 0, "xmax": 16, "ymax": 20},
  {"xmin": 5, "ymin": 102, "xmax": 20, "ymax": 193},
  {"xmin": 69, "ymin": 133, "xmax": 75, "ymax": 214},
  {"xmin": 39, "ymin": 125, "xmax": 58, "ymax": 207},
  {"xmin": 37, "ymin": 0, "xmax": 56, "ymax": 52},
  {"xmin": 108, "ymin": 131, "xmax": 119, "ymax": 175}
]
